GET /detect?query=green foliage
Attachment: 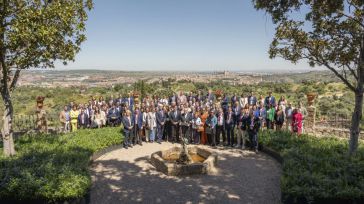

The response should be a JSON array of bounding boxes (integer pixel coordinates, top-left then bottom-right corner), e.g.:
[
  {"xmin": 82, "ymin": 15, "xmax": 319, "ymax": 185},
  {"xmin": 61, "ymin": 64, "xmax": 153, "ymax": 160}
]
[
  {"xmin": 260, "ymin": 131, "xmax": 364, "ymax": 203},
  {"xmin": 0, "ymin": 128, "xmax": 122, "ymax": 202}
]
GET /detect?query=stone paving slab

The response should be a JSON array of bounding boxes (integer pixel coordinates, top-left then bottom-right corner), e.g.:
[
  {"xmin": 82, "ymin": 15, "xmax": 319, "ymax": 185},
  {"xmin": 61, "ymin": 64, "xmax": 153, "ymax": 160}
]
[{"xmin": 90, "ymin": 143, "xmax": 281, "ymax": 204}]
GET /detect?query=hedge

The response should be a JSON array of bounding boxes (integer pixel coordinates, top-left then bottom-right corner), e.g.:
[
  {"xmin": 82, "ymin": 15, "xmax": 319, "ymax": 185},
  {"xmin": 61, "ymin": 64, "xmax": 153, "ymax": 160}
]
[
  {"xmin": 260, "ymin": 130, "xmax": 364, "ymax": 204},
  {"xmin": 0, "ymin": 128, "xmax": 122, "ymax": 203}
]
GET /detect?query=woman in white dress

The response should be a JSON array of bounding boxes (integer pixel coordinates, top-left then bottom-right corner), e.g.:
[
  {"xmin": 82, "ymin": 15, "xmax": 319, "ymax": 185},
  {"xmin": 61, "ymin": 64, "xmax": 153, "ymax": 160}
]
[{"xmin": 146, "ymin": 107, "xmax": 157, "ymax": 142}]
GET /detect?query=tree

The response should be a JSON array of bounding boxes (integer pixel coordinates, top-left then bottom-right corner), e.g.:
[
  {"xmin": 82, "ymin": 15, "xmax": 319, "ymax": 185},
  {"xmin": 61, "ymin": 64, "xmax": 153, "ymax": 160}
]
[
  {"xmin": 253, "ymin": 0, "xmax": 363, "ymax": 155},
  {"xmin": 0, "ymin": 0, "xmax": 93, "ymax": 156}
]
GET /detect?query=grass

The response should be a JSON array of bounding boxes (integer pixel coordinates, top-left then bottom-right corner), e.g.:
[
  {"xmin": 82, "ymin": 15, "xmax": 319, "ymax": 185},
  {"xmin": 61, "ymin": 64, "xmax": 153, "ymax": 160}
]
[
  {"xmin": 260, "ymin": 130, "xmax": 364, "ymax": 203},
  {"xmin": 0, "ymin": 127, "xmax": 122, "ymax": 202}
]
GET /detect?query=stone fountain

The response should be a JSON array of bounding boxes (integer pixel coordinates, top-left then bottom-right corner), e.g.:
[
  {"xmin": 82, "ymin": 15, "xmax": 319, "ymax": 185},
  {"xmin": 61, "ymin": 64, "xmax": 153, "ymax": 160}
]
[{"xmin": 151, "ymin": 134, "xmax": 217, "ymax": 176}]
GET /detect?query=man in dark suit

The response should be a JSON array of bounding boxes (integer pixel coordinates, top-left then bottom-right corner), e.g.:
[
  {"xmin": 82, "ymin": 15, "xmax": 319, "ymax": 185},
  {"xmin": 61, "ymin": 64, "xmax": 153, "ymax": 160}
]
[
  {"xmin": 156, "ymin": 105, "xmax": 166, "ymax": 144},
  {"xmin": 231, "ymin": 93, "xmax": 238, "ymax": 107},
  {"xmin": 133, "ymin": 108, "xmax": 143, "ymax": 145},
  {"xmin": 215, "ymin": 109, "xmax": 225, "ymax": 145},
  {"xmin": 195, "ymin": 90, "xmax": 204, "ymax": 102},
  {"xmin": 221, "ymin": 94, "xmax": 229, "ymax": 113},
  {"xmin": 169, "ymin": 106, "xmax": 181, "ymax": 143},
  {"xmin": 264, "ymin": 91, "xmax": 276, "ymax": 108},
  {"xmin": 225, "ymin": 107, "xmax": 235, "ymax": 147},
  {"xmin": 247, "ymin": 110, "xmax": 261, "ymax": 153},
  {"xmin": 122, "ymin": 110, "xmax": 134, "ymax": 149},
  {"xmin": 180, "ymin": 108, "xmax": 193, "ymax": 143},
  {"xmin": 116, "ymin": 94, "xmax": 123, "ymax": 105},
  {"xmin": 78, "ymin": 108, "xmax": 89, "ymax": 129}
]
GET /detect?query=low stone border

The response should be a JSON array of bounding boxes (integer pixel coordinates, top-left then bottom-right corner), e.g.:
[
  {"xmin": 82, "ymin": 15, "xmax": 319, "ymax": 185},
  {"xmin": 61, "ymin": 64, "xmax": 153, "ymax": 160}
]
[
  {"xmin": 90, "ymin": 144, "xmax": 124, "ymax": 162},
  {"xmin": 259, "ymin": 145, "xmax": 283, "ymax": 164}
]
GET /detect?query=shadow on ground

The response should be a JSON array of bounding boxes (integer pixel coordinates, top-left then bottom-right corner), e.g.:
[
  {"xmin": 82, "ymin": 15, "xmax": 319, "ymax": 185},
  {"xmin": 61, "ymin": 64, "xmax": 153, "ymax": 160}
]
[{"xmin": 90, "ymin": 145, "xmax": 281, "ymax": 204}]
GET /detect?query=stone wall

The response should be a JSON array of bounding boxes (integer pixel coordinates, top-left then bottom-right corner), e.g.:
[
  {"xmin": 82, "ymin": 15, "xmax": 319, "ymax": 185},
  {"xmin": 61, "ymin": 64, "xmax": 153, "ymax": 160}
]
[{"xmin": 306, "ymin": 126, "xmax": 364, "ymax": 140}]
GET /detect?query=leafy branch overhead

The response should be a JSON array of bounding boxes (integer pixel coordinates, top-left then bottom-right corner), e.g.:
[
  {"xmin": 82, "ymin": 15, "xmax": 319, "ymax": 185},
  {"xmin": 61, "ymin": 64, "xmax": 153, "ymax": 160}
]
[
  {"xmin": 253, "ymin": 0, "xmax": 364, "ymax": 92},
  {"xmin": 0, "ymin": 0, "xmax": 93, "ymax": 89}
]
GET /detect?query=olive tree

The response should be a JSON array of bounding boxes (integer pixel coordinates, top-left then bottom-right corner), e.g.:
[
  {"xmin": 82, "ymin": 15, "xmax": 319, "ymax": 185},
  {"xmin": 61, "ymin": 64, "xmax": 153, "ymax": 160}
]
[
  {"xmin": 253, "ymin": 0, "xmax": 363, "ymax": 154},
  {"xmin": 0, "ymin": 0, "xmax": 93, "ymax": 156}
]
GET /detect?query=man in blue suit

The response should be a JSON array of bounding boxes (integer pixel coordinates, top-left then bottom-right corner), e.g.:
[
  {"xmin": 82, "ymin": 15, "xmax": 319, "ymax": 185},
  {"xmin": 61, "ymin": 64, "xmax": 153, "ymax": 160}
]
[
  {"xmin": 107, "ymin": 104, "xmax": 120, "ymax": 127},
  {"xmin": 264, "ymin": 91, "xmax": 276, "ymax": 108},
  {"xmin": 123, "ymin": 92, "xmax": 134, "ymax": 111},
  {"xmin": 122, "ymin": 110, "xmax": 134, "ymax": 149},
  {"xmin": 156, "ymin": 105, "xmax": 166, "ymax": 144},
  {"xmin": 133, "ymin": 108, "xmax": 143, "ymax": 145},
  {"xmin": 248, "ymin": 92, "xmax": 257, "ymax": 106}
]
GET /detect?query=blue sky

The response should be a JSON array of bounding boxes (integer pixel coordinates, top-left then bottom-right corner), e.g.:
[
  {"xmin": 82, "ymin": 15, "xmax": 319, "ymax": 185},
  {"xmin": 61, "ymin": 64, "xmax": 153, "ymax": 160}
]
[{"xmin": 56, "ymin": 0, "xmax": 312, "ymax": 72}]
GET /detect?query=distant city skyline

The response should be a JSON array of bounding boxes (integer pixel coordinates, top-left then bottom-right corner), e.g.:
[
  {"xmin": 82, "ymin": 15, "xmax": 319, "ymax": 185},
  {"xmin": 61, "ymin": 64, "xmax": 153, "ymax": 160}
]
[{"xmin": 55, "ymin": 0, "xmax": 319, "ymax": 72}]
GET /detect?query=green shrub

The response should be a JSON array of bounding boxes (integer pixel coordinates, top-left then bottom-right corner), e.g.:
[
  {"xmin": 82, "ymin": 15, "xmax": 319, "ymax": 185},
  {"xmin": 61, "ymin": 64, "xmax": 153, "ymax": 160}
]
[
  {"xmin": 260, "ymin": 131, "xmax": 364, "ymax": 203},
  {"xmin": 0, "ymin": 127, "xmax": 122, "ymax": 202}
]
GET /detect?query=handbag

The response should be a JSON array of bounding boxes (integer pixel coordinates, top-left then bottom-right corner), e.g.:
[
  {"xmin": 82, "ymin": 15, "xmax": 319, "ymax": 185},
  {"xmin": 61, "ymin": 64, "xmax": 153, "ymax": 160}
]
[{"xmin": 197, "ymin": 126, "xmax": 204, "ymax": 132}]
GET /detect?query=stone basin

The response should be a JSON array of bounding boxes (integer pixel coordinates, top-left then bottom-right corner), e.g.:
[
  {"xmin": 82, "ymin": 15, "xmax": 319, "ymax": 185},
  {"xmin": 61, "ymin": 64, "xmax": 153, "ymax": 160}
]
[{"xmin": 150, "ymin": 146, "xmax": 218, "ymax": 176}]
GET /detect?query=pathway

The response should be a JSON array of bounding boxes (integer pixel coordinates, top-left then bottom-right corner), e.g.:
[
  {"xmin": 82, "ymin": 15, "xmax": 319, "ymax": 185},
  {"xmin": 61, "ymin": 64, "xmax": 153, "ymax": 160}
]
[{"xmin": 90, "ymin": 143, "xmax": 281, "ymax": 204}]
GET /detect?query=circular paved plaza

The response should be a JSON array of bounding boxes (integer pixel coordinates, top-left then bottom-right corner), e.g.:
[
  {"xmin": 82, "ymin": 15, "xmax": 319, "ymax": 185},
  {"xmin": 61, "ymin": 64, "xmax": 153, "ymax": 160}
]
[{"xmin": 90, "ymin": 143, "xmax": 281, "ymax": 204}]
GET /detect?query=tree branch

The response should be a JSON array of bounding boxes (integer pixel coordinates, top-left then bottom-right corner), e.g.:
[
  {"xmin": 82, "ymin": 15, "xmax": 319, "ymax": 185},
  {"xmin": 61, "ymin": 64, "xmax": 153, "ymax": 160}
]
[
  {"xmin": 9, "ymin": 68, "xmax": 20, "ymax": 92},
  {"xmin": 337, "ymin": 9, "xmax": 364, "ymax": 28},
  {"xmin": 345, "ymin": 64, "xmax": 358, "ymax": 80},
  {"xmin": 323, "ymin": 61, "xmax": 356, "ymax": 91}
]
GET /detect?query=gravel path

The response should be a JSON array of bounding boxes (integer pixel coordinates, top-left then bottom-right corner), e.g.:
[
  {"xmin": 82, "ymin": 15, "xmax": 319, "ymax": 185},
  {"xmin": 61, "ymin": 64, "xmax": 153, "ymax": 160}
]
[{"xmin": 90, "ymin": 142, "xmax": 281, "ymax": 204}]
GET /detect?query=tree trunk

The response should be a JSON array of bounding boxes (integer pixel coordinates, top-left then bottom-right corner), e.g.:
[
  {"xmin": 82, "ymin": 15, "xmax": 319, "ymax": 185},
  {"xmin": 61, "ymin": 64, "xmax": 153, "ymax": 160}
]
[
  {"xmin": 349, "ymin": 92, "xmax": 363, "ymax": 155},
  {"xmin": 349, "ymin": 34, "xmax": 364, "ymax": 155},
  {"xmin": 1, "ymin": 90, "xmax": 16, "ymax": 156}
]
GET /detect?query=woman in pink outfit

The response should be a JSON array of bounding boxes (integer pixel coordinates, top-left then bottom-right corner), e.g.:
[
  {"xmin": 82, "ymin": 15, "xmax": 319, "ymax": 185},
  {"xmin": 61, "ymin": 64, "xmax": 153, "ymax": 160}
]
[{"xmin": 292, "ymin": 108, "xmax": 303, "ymax": 135}]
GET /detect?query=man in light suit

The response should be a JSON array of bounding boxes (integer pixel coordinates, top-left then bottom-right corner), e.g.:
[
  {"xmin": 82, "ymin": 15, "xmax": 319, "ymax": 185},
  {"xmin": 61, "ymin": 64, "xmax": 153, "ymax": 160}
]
[
  {"xmin": 206, "ymin": 89, "xmax": 215, "ymax": 102},
  {"xmin": 133, "ymin": 108, "xmax": 143, "ymax": 145},
  {"xmin": 180, "ymin": 108, "xmax": 193, "ymax": 143}
]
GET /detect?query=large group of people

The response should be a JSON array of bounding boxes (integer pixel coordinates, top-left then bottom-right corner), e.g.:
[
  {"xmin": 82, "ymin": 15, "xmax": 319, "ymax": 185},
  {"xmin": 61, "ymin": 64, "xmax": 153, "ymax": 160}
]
[{"xmin": 59, "ymin": 90, "xmax": 308, "ymax": 152}]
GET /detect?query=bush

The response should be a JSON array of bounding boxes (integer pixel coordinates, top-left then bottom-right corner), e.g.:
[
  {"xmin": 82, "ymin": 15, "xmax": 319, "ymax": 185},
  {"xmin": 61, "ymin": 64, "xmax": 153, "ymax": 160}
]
[
  {"xmin": 0, "ymin": 128, "xmax": 122, "ymax": 202},
  {"xmin": 260, "ymin": 131, "xmax": 364, "ymax": 204}
]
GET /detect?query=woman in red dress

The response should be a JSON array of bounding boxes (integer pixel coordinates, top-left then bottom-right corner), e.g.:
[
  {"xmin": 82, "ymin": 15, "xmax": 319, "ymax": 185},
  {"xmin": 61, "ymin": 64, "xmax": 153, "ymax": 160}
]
[{"xmin": 292, "ymin": 108, "xmax": 303, "ymax": 135}]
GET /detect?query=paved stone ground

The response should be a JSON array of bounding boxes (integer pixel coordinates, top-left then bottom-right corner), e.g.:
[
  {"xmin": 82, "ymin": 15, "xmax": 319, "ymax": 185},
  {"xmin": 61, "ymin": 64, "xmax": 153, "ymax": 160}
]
[{"xmin": 90, "ymin": 143, "xmax": 281, "ymax": 204}]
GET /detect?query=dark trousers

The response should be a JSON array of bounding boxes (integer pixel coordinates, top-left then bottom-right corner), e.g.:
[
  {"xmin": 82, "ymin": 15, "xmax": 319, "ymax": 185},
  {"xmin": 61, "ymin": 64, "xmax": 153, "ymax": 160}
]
[
  {"xmin": 207, "ymin": 128, "xmax": 216, "ymax": 146},
  {"xmin": 215, "ymin": 125, "xmax": 226, "ymax": 145},
  {"xmin": 266, "ymin": 119, "xmax": 274, "ymax": 129},
  {"xmin": 157, "ymin": 125, "xmax": 164, "ymax": 141},
  {"xmin": 181, "ymin": 125, "xmax": 191, "ymax": 142},
  {"xmin": 226, "ymin": 124, "xmax": 234, "ymax": 145},
  {"xmin": 123, "ymin": 130, "xmax": 131, "ymax": 146},
  {"xmin": 163, "ymin": 121, "xmax": 171, "ymax": 141},
  {"xmin": 171, "ymin": 124, "xmax": 179, "ymax": 142},
  {"xmin": 193, "ymin": 129, "xmax": 200, "ymax": 144},
  {"xmin": 133, "ymin": 126, "xmax": 141, "ymax": 144},
  {"xmin": 249, "ymin": 131, "xmax": 258, "ymax": 150}
]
